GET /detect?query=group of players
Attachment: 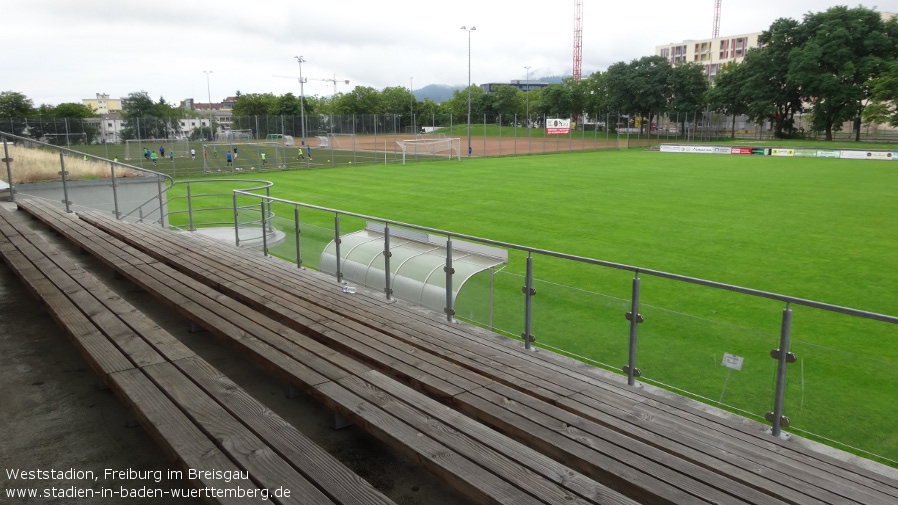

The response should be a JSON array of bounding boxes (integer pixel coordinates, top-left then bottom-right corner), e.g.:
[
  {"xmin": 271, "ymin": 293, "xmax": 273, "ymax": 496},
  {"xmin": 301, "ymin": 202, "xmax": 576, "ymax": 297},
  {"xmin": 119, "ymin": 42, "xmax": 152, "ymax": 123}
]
[{"xmin": 142, "ymin": 142, "xmax": 313, "ymax": 169}]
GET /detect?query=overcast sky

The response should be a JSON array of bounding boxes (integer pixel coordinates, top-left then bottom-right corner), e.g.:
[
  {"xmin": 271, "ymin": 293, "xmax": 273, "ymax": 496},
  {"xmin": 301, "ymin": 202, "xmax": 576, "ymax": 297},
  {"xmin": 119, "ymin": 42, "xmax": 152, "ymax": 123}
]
[{"xmin": 3, "ymin": 0, "xmax": 895, "ymax": 107}]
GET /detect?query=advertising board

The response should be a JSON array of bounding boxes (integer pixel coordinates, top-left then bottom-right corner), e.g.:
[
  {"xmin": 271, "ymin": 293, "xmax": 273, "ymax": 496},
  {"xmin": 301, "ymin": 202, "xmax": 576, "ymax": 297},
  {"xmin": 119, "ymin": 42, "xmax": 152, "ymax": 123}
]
[{"xmin": 545, "ymin": 118, "xmax": 571, "ymax": 135}]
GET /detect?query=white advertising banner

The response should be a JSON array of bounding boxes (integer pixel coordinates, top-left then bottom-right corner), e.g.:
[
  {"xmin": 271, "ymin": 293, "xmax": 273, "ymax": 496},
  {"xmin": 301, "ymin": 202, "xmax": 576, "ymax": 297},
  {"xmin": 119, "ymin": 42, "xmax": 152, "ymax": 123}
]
[{"xmin": 545, "ymin": 118, "xmax": 571, "ymax": 135}]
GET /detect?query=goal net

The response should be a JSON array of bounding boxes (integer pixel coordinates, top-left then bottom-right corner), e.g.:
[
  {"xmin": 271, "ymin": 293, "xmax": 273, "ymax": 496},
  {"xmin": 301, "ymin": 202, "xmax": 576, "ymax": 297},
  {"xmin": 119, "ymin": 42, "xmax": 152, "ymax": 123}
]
[
  {"xmin": 201, "ymin": 142, "xmax": 286, "ymax": 173},
  {"xmin": 216, "ymin": 129, "xmax": 253, "ymax": 141},
  {"xmin": 397, "ymin": 138, "xmax": 461, "ymax": 164},
  {"xmin": 124, "ymin": 139, "xmax": 190, "ymax": 160},
  {"xmin": 316, "ymin": 136, "xmax": 329, "ymax": 148},
  {"xmin": 328, "ymin": 133, "xmax": 357, "ymax": 149}
]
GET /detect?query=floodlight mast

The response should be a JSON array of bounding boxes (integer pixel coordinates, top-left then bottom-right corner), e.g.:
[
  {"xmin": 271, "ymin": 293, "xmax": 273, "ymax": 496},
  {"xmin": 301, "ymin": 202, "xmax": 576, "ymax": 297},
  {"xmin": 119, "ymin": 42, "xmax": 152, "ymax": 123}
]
[
  {"xmin": 295, "ymin": 56, "xmax": 307, "ymax": 144},
  {"xmin": 460, "ymin": 26, "xmax": 476, "ymax": 158},
  {"xmin": 524, "ymin": 65, "xmax": 531, "ymax": 136},
  {"xmin": 203, "ymin": 70, "xmax": 213, "ymax": 140}
]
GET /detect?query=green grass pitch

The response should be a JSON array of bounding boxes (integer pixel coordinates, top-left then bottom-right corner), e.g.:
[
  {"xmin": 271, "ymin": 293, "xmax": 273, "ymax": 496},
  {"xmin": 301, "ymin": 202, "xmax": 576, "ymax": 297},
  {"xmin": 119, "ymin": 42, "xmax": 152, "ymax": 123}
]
[{"xmin": 165, "ymin": 148, "xmax": 898, "ymax": 465}]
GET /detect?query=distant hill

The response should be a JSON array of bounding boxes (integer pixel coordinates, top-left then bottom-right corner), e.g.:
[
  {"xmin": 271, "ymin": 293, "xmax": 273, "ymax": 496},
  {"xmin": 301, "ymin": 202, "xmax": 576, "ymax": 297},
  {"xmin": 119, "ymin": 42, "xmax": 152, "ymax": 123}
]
[
  {"xmin": 413, "ymin": 76, "xmax": 570, "ymax": 103},
  {"xmin": 413, "ymin": 84, "xmax": 461, "ymax": 103}
]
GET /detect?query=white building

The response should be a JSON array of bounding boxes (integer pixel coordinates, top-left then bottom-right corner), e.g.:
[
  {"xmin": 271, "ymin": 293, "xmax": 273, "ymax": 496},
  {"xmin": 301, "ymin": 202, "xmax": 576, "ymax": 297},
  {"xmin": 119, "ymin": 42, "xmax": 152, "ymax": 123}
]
[{"xmin": 656, "ymin": 32, "xmax": 762, "ymax": 80}]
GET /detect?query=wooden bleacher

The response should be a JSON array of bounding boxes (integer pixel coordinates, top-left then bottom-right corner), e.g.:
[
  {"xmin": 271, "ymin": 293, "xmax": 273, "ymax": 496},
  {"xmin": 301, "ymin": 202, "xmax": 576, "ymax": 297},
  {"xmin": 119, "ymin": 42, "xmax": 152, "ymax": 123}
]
[
  {"xmin": 13, "ymin": 198, "xmax": 637, "ymax": 505},
  {"xmin": 0, "ymin": 204, "xmax": 397, "ymax": 505},
  {"xmin": 11, "ymin": 197, "xmax": 898, "ymax": 504}
]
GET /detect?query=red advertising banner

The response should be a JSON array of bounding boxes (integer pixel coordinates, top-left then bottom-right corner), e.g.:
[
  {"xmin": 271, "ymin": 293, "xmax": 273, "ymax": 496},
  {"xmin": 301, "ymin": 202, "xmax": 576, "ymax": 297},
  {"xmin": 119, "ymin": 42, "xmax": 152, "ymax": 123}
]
[{"xmin": 730, "ymin": 147, "xmax": 752, "ymax": 155}]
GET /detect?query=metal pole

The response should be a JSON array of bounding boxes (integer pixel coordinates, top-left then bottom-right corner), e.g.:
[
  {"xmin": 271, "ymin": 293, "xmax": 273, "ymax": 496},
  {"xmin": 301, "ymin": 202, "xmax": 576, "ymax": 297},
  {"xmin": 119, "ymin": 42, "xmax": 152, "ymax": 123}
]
[
  {"xmin": 156, "ymin": 176, "xmax": 165, "ymax": 227},
  {"xmin": 334, "ymin": 214, "xmax": 343, "ymax": 283},
  {"xmin": 445, "ymin": 237, "xmax": 455, "ymax": 322},
  {"xmin": 294, "ymin": 206, "xmax": 302, "ymax": 268},
  {"xmin": 110, "ymin": 162, "xmax": 121, "ymax": 218},
  {"xmin": 461, "ymin": 26, "xmax": 476, "ymax": 157},
  {"xmin": 295, "ymin": 56, "xmax": 307, "ymax": 145},
  {"xmin": 58, "ymin": 152, "xmax": 72, "ymax": 213},
  {"xmin": 233, "ymin": 193, "xmax": 241, "ymax": 247},
  {"xmin": 626, "ymin": 274, "xmax": 643, "ymax": 386},
  {"xmin": 186, "ymin": 183, "xmax": 195, "ymax": 231},
  {"xmin": 260, "ymin": 201, "xmax": 269, "ymax": 256},
  {"xmin": 523, "ymin": 254, "xmax": 535, "ymax": 350},
  {"xmin": 384, "ymin": 225, "xmax": 393, "ymax": 300},
  {"xmin": 3, "ymin": 137, "xmax": 13, "ymax": 202},
  {"xmin": 771, "ymin": 303, "xmax": 794, "ymax": 437}
]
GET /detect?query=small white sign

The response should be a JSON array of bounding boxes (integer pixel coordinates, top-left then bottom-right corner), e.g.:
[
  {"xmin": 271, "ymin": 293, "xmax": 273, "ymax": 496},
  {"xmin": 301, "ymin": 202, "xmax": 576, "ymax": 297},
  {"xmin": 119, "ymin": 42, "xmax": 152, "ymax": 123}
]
[{"xmin": 722, "ymin": 353, "xmax": 744, "ymax": 371}]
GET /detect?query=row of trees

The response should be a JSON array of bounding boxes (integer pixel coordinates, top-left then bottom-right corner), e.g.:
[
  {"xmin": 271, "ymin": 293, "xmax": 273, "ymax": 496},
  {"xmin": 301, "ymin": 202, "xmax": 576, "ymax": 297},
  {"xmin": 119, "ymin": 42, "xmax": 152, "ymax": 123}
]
[{"xmin": 3, "ymin": 7, "xmax": 896, "ymax": 143}]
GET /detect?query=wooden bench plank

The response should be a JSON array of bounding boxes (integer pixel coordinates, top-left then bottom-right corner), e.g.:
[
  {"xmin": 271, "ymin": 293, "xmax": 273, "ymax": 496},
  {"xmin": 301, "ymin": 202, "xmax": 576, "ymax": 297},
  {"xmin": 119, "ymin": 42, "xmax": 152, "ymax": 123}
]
[
  {"xmin": 173, "ymin": 356, "xmax": 396, "ymax": 505},
  {"xmin": 337, "ymin": 370, "xmax": 641, "ymax": 505},
  {"xmin": 107, "ymin": 368, "xmax": 270, "ymax": 505},
  {"xmin": 141, "ymin": 360, "xmax": 338, "ymax": 505}
]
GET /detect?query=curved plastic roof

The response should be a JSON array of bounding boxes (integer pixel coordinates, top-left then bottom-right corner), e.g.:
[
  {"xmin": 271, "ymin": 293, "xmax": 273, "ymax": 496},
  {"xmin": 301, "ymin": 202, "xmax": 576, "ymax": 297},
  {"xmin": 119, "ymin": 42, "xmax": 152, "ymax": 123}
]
[{"xmin": 320, "ymin": 222, "xmax": 507, "ymax": 312}]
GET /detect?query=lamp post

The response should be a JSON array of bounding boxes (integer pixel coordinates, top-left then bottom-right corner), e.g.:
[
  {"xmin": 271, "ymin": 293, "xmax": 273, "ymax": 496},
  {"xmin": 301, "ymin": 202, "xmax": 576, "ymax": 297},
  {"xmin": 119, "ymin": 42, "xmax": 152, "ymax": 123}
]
[
  {"xmin": 410, "ymin": 77, "xmax": 414, "ymax": 135},
  {"xmin": 295, "ymin": 56, "xmax": 307, "ymax": 145},
  {"xmin": 203, "ymin": 70, "xmax": 213, "ymax": 140},
  {"xmin": 524, "ymin": 65, "xmax": 531, "ymax": 133},
  {"xmin": 460, "ymin": 26, "xmax": 476, "ymax": 157}
]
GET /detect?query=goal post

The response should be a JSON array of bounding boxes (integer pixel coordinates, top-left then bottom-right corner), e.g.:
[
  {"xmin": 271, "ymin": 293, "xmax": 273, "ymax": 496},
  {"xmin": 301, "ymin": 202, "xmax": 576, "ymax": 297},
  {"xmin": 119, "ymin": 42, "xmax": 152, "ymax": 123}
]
[
  {"xmin": 124, "ymin": 138, "xmax": 190, "ymax": 160},
  {"xmin": 201, "ymin": 141, "xmax": 286, "ymax": 173},
  {"xmin": 397, "ymin": 137, "xmax": 461, "ymax": 165}
]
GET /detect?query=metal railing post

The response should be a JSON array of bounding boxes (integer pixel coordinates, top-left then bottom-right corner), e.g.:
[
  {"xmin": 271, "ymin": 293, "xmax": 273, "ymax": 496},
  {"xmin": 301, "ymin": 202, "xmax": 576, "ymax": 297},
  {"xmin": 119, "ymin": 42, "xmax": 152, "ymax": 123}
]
[
  {"xmin": 110, "ymin": 163, "xmax": 121, "ymax": 219},
  {"xmin": 768, "ymin": 303, "xmax": 795, "ymax": 437},
  {"xmin": 522, "ymin": 253, "xmax": 536, "ymax": 350},
  {"xmin": 156, "ymin": 176, "xmax": 165, "ymax": 227},
  {"xmin": 186, "ymin": 182, "xmax": 195, "ymax": 231},
  {"xmin": 59, "ymin": 152, "xmax": 72, "ymax": 213},
  {"xmin": 294, "ymin": 206, "xmax": 302, "ymax": 268},
  {"xmin": 383, "ymin": 225, "xmax": 393, "ymax": 300},
  {"xmin": 260, "ymin": 201, "xmax": 269, "ymax": 256},
  {"xmin": 334, "ymin": 214, "xmax": 343, "ymax": 283},
  {"xmin": 266, "ymin": 186, "xmax": 273, "ymax": 232},
  {"xmin": 233, "ymin": 193, "xmax": 241, "ymax": 247},
  {"xmin": 625, "ymin": 273, "xmax": 644, "ymax": 386},
  {"xmin": 2, "ymin": 137, "xmax": 13, "ymax": 202},
  {"xmin": 444, "ymin": 237, "xmax": 454, "ymax": 322}
]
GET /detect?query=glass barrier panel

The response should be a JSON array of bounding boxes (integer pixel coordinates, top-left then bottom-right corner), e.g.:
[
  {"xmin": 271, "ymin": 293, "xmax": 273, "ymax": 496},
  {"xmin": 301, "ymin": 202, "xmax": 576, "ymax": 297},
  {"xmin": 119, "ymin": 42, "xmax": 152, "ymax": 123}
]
[
  {"xmin": 455, "ymin": 266, "xmax": 525, "ymax": 342},
  {"xmin": 786, "ymin": 306, "xmax": 898, "ymax": 466},
  {"xmin": 529, "ymin": 259, "xmax": 634, "ymax": 373},
  {"xmin": 637, "ymin": 276, "xmax": 781, "ymax": 421}
]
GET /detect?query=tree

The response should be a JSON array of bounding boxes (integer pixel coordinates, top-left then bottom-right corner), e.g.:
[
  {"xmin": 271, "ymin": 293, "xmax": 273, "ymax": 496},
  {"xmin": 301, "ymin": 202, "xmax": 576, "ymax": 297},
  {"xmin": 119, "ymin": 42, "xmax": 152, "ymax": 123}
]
[
  {"xmin": 670, "ymin": 63, "xmax": 708, "ymax": 117},
  {"xmin": 52, "ymin": 103, "xmax": 96, "ymax": 118},
  {"xmin": 271, "ymin": 93, "xmax": 301, "ymax": 116},
  {"xmin": 333, "ymin": 86, "xmax": 382, "ymax": 116},
  {"xmin": 120, "ymin": 91, "xmax": 173, "ymax": 140},
  {"xmin": 787, "ymin": 6, "xmax": 896, "ymax": 140},
  {"xmin": 582, "ymin": 71, "xmax": 609, "ymax": 116},
  {"xmin": 866, "ymin": 60, "xmax": 898, "ymax": 126},
  {"xmin": 0, "ymin": 91, "xmax": 34, "ymax": 118},
  {"xmin": 491, "ymin": 85, "xmax": 523, "ymax": 124},
  {"xmin": 232, "ymin": 93, "xmax": 277, "ymax": 117},
  {"xmin": 606, "ymin": 56, "xmax": 673, "ymax": 133},
  {"xmin": 539, "ymin": 84, "xmax": 572, "ymax": 117},
  {"xmin": 706, "ymin": 62, "xmax": 750, "ymax": 136},
  {"xmin": 739, "ymin": 19, "xmax": 805, "ymax": 138}
]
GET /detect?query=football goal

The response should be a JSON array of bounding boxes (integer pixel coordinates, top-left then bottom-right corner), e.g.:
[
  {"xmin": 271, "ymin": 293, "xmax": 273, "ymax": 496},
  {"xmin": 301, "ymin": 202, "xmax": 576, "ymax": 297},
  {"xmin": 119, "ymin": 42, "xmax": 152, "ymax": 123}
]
[
  {"xmin": 201, "ymin": 141, "xmax": 286, "ymax": 173},
  {"xmin": 397, "ymin": 137, "xmax": 461, "ymax": 164},
  {"xmin": 125, "ymin": 138, "xmax": 190, "ymax": 160}
]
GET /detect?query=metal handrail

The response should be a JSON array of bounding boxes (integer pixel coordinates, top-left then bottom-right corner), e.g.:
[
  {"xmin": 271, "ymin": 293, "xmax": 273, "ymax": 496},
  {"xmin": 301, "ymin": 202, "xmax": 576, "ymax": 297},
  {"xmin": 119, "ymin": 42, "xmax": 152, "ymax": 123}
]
[{"xmin": 234, "ymin": 189, "xmax": 898, "ymax": 326}]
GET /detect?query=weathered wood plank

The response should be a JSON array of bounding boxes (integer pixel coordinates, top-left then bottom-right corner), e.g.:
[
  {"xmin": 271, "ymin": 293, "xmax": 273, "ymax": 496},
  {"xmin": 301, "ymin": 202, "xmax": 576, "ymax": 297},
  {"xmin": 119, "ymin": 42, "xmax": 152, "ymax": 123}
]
[
  {"xmin": 175, "ymin": 356, "xmax": 396, "ymax": 505},
  {"xmin": 141, "ymin": 361, "xmax": 337, "ymax": 505},
  {"xmin": 107, "ymin": 368, "xmax": 266, "ymax": 505}
]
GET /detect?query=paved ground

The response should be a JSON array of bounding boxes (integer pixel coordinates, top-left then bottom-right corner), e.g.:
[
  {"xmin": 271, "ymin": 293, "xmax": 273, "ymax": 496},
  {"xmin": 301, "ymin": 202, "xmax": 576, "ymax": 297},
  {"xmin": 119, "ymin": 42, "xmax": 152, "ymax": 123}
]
[{"xmin": 0, "ymin": 200, "xmax": 470, "ymax": 504}]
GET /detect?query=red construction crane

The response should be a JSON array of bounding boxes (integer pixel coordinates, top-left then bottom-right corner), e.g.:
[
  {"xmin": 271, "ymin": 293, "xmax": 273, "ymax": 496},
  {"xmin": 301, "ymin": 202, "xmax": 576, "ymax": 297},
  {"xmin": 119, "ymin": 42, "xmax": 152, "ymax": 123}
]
[
  {"xmin": 573, "ymin": 0, "xmax": 583, "ymax": 81},
  {"xmin": 712, "ymin": 0, "xmax": 721, "ymax": 38}
]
